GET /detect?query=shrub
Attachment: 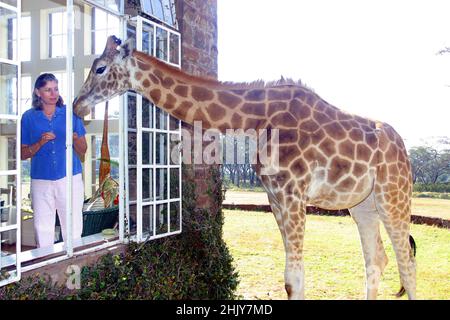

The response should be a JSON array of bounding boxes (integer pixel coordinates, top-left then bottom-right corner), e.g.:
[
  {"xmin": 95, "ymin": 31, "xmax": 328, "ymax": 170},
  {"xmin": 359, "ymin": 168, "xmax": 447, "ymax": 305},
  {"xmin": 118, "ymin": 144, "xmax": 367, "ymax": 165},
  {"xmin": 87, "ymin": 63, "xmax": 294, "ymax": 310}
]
[{"xmin": 413, "ymin": 183, "xmax": 450, "ymax": 193}]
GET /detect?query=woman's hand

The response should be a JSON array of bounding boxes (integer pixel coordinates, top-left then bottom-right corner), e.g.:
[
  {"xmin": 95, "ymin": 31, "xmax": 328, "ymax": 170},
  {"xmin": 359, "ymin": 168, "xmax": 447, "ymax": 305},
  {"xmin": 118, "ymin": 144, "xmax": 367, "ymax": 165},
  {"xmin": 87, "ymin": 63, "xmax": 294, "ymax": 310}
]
[{"xmin": 40, "ymin": 132, "xmax": 56, "ymax": 145}]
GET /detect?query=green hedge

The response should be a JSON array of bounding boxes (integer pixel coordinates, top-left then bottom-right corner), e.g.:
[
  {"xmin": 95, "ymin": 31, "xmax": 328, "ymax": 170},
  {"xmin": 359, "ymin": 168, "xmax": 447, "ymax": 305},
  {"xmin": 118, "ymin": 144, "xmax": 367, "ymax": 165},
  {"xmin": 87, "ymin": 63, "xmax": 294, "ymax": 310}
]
[
  {"xmin": 0, "ymin": 166, "xmax": 239, "ymax": 300},
  {"xmin": 413, "ymin": 183, "xmax": 450, "ymax": 193}
]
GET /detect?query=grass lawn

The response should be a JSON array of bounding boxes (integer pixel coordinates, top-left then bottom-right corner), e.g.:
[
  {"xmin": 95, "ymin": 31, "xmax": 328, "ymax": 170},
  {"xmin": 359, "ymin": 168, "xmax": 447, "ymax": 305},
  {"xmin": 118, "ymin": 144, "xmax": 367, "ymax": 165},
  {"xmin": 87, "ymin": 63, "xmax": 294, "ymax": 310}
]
[{"xmin": 223, "ymin": 209, "xmax": 450, "ymax": 300}]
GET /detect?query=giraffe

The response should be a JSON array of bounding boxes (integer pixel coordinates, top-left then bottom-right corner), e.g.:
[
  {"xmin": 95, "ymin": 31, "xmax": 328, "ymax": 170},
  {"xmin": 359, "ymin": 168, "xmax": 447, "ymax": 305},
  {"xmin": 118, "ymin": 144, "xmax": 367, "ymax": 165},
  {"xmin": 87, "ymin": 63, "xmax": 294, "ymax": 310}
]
[{"xmin": 73, "ymin": 36, "xmax": 417, "ymax": 300}]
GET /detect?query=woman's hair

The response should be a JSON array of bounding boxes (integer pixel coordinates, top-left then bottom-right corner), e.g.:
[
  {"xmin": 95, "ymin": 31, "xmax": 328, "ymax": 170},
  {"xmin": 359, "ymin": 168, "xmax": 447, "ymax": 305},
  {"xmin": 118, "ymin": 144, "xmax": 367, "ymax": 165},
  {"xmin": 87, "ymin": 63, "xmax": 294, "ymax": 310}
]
[{"xmin": 32, "ymin": 73, "xmax": 64, "ymax": 109}]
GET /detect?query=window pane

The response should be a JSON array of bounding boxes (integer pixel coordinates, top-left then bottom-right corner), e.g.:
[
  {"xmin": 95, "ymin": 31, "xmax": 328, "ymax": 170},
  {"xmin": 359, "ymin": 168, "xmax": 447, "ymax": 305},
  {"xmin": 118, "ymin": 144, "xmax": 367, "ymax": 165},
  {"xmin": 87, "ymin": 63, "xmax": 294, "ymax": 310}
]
[
  {"xmin": 161, "ymin": 0, "xmax": 174, "ymax": 25},
  {"xmin": 169, "ymin": 115, "xmax": 179, "ymax": 131},
  {"xmin": 128, "ymin": 204, "xmax": 137, "ymax": 234},
  {"xmin": 169, "ymin": 134, "xmax": 180, "ymax": 165},
  {"xmin": 127, "ymin": 95, "xmax": 137, "ymax": 129},
  {"xmin": 126, "ymin": 23, "xmax": 137, "ymax": 50},
  {"xmin": 169, "ymin": 33, "xmax": 179, "ymax": 65},
  {"xmin": 155, "ymin": 168, "xmax": 167, "ymax": 200},
  {"xmin": 142, "ymin": 98, "xmax": 152, "ymax": 128},
  {"xmin": 170, "ymin": 168, "xmax": 179, "ymax": 199},
  {"xmin": 155, "ymin": 27, "xmax": 167, "ymax": 61},
  {"xmin": 20, "ymin": 76, "xmax": 31, "ymax": 114},
  {"xmin": 1, "ymin": 231, "xmax": 18, "ymax": 277},
  {"xmin": 142, "ymin": 205, "xmax": 153, "ymax": 235},
  {"xmin": 142, "ymin": 22, "xmax": 154, "ymax": 56},
  {"xmin": 142, "ymin": 132, "xmax": 153, "ymax": 165},
  {"xmin": 2, "ymin": 0, "xmax": 18, "ymax": 7},
  {"xmin": 0, "ymin": 175, "xmax": 18, "ymax": 229},
  {"xmin": 128, "ymin": 132, "xmax": 137, "ymax": 165},
  {"xmin": 0, "ymin": 120, "xmax": 17, "ymax": 171},
  {"xmin": 155, "ymin": 203, "xmax": 168, "ymax": 235},
  {"xmin": 0, "ymin": 7, "xmax": 17, "ymax": 60},
  {"xmin": 155, "ymin": 107, "xmax": 167, "ymax": 129},
  {"xmin": 151, "ymin": 0, "xmax": 164, "ymax": 21},
  {"xmin": 142, "ymin": 168, "xmax": 153, "ymax": 202},
  {"xmin": 155, "ymin": 133, "xmax": 167, "ymax": 165},
  {"xmin": 169, "ymin": 201, "xmax": 180, "ymax": 232},
  {"xmin": 50, "ymin": 35, "xmax": 65, "ymax": 58},
  {"xmin": 141, "ymin": 0, "xmax": 152, "ymax": 14},
  {"xmin": 20, "ymin": 16, "xmax": 31, "ymax": 61},
  {"xmin": 0, "ymin": 63, "xmax": 18, "ymax": 115},
  {"xmin": 105, "ymin": 0, "xmax": 121, "ymax": 12},
  {"xmin": 128, "ymin": 168, "xmax": 137, "ymax": 201}
]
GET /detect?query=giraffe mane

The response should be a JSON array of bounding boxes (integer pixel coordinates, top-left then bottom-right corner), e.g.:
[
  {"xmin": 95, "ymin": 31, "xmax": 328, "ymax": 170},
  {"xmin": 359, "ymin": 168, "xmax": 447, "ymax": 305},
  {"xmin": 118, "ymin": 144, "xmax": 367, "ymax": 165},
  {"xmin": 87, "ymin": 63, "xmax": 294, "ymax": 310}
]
[{"xmin": 132, "ymin": 50, "xmax": 312, "ymax": 91}]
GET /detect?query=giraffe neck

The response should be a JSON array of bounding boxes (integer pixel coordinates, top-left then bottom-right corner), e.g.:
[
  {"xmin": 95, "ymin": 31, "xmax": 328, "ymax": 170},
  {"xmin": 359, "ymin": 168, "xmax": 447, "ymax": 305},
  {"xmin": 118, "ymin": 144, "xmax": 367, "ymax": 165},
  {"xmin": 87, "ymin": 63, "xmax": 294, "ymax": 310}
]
[{"xmin": 127, "ymin": 51, "xmax": 297, "ymax": 133}]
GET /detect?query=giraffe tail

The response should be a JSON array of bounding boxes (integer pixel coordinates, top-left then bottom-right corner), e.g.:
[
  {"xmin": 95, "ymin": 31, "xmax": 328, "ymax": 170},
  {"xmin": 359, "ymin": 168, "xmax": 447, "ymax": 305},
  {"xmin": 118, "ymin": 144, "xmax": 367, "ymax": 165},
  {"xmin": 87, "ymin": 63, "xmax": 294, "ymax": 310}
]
[{"xmin": 395, "ymin": 235, "xmax": 417, "ymax": 298}]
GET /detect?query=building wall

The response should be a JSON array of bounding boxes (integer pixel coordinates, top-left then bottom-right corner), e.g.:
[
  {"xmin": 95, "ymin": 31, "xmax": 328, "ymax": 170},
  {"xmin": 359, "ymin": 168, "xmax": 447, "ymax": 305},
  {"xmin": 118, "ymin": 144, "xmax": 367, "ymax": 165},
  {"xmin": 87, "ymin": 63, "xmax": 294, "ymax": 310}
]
[{"xmin": 176, "ymin": 0, "xmax": 220, "ymax": 210}]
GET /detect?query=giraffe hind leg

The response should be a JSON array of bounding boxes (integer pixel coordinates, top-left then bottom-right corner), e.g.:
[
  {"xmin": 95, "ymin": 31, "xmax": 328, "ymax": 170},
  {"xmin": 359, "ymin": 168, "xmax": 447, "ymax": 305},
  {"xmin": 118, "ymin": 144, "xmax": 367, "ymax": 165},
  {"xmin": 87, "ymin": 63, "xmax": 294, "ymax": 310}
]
[{"xmin": 349, "ymin": 190, "xmax": 389, "ymax": 300}]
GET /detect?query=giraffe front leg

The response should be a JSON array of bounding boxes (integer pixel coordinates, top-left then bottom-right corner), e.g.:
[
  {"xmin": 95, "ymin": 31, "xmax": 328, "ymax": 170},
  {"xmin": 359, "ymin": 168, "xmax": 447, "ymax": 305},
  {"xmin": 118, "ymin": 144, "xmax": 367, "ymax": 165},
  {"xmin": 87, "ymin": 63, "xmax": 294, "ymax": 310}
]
[{"xmin": 283, "ymin": 203, "xmax": 307, "ymax": 300}]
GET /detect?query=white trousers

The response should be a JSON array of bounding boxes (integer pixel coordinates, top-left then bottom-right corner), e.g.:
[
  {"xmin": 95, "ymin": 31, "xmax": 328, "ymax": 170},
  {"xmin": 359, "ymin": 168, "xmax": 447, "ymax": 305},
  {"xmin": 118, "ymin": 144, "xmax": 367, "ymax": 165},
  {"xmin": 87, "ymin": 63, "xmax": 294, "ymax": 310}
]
[{"xmin": 31, "ymin": 174, "xmax": 84, "ymax": 248}]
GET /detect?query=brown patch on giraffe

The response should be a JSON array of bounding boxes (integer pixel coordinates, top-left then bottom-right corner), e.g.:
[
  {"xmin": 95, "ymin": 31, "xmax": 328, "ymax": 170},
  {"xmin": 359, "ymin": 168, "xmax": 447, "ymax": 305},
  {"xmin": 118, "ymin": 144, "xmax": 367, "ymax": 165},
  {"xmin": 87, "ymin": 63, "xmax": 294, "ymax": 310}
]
[
  {"xmin": 303, "ymin": 147, "xmax": 327, "ymax": 167},
  {"xmin": 388, "ymin": 163, "xmax": 400, "ymax": 177},
  {"xmin": 268, "ymin": 101, "xmax": 288, "ymax": 114},
  {"xmin": 299, "ymin": 119, "xmax": 320, "ymax": 132},
  {"xmin": 231, "ymin": 89, "xmax": 246, "ymax": 96},
  {"xmin": 100, "ymin": 82, "xmax": 106, "ymax": 90},
  {"xmin": 313, "ymin": 110, "xmax": 332, "ymax": 124},
  {"xmin": 324, "ymin": 107, "xmax": 338, "ymax": 120},
  {"xmin": 318, "ymin": 138, "xmax": 336, "ymax": 157},
  {"xmin": 162, "ymin": 77, "xmax": 175, "ymax": 89},
  {"xmin": 245, "ymin": 89, "xmax": 266, "ymax": 101},
  {"xmin": 352, "ymin": 162, "xmax": 367, "ymax": 178},
  {"xmin": 337, "ymin": 112, "xmax": 353, "ymax": 121},
  {"xmin": 231, "ymin": 113, "xmax": 243, "ymax": 128},
  {"xmin": 290, "ymin": 158, "xmax": 308, "ymax": 177},
  {"xmin": 340, "ymin": 121, "xmax": 353, "ymax": 131},
  {"xmin": 314, "ymin": 100, "xmax": 328, "ymax": 112},
  {"xmin": 349, "ymin": 128, "xmax": 364, "ymax": 142},
  {"xmin": 193, "ymin": 109, "xmax": 210, "ymax": 126},
  {"xmin": 377, "ymin": 164, "xmax": 388, "ymax": 184},
  {"xmin": 135, "ymin": 72, "xmax": 143, "ymax": 81},
  {"xmin": 268, "ymin": 89, "xmax": 292, "ymax": 100},
  {"xmin": 242, "ymin": 103, "xmax": 266, "ymax": 117},
  {"xmin": 174, "ymin": 85, "xmax": 189, "ymax": 98},
  {"xmin": 163, "ymin": 94, "xmax": 177, "ymax": 110},
  {"xmin": 245, "ymin": 118, "xmax": 266, "ymax": 130},
  {"xmin": 339, "ymin": 141, "xmax": 356, "ymax": 159},
  {"xmin": 298, "ymin": 133, "xmax": 311, "ymax": 150},
  {"xmin": 278, "ymin": 145, "xmax": 301, "ymax": 166},
  {"xmin": 149, "ymin": 73, "xmax": 160, "ymax": 84},
  {"xmin": 305, "ymin": 93, "xmax": 316, "ymax": 107},
  {"xmin": 102, "ymin": 90, "xmax": 108, "ymax": 96},
  {"xmin": 172, "ymin": 101, "xmax": 192, "ymax": 120},
  {"xmin": 385, "ymin": 143, "xmax": 398, "ymax": 163},
  {"xmin": 329, "ymin": 156, "xmax": 352, "ymax": 184},
  {"xmin": 324, "ymin": 122, "xmax": 347, "ymax": 140},
  {"xmin": 289, "ymin": 99, "xmax": 311, "ymax": 120},
  {"xmin": 356, "ymin": 144, "xmax": 372, "ymax": 162},
  {"xmin": 192, "ymin": 86, "xmax": 214, "ymax": 102},
  {"xmin": 218, "ymin": 91, "xmax": 242, "ymax": 108},
  {"xmin": 365, "ymin": 133, "xmax": 378, "ymax": 147},
  {"xmin": 206, "ymin": 103, "xmax": 227, "ymax": 121},
  {"xmin": 336, "ymin": 176, "xmax": 356, "ymax": 192},
  {"xmin": 278, "ymin": 129, "xmax": 298, "ymax": 144},
  {"xmin": 142, "ymin": 79, "xmax": 151, "ymax": 88},
  {"xmin": 311, "ymin": 129, "xmax": 326, "ymax": 145},
  {"xmin": 130, "ymin": 59, "xmax": 136, "ymax": 67},
  {"xmin": 271, "ymin": 113, "xmax": 297, "ymax": 127},
  {"xmin": 149, "ymin": 89, "xmax": 161, "ymax": 104},
  {"xmin": 354, "ymin": 179, "xmax": 367, "ymax": 193},
  {"xmin": 285, "ymin": 181, "xmax": 295, "ymax": 195},
  {"xmin": 137, "ymin": 61, "xmax": 151, "ymax": 71},
  {"xmin": 293, "ymin": 89, "xmax": 307, "ymax": 101}
]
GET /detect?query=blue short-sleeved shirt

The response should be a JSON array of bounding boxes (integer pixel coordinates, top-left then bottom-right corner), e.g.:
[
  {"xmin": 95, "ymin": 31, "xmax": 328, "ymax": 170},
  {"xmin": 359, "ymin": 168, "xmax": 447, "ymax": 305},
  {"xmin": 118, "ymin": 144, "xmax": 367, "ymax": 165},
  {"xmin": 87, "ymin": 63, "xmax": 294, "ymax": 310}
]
[{"xmin": 21, "ymin": 105, "xmax": 86, "ymax": 180}]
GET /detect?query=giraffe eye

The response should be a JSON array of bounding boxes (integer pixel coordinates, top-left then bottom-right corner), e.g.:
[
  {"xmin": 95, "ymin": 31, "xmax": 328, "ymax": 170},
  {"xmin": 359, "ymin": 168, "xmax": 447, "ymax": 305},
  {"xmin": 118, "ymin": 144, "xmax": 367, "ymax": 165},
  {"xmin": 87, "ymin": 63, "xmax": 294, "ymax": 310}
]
[{"xmin": 96, "ymin": 66, "xmax": 107, "ymax": 74}]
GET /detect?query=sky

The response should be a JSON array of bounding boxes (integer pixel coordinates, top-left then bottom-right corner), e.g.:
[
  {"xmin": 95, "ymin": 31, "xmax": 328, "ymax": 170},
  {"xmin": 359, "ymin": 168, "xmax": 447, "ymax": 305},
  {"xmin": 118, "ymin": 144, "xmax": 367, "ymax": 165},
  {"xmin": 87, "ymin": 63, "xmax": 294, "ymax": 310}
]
[{"xmin": 217, "ymin": 0, "xmax": 450, "ymax": 149}]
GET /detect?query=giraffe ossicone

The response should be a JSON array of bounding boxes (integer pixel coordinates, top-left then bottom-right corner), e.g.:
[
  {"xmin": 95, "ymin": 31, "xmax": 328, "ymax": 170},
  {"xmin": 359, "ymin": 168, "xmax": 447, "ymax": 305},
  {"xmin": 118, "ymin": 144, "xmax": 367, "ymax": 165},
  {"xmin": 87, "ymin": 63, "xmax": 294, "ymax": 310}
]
[{"xmin": 74, "ymin": 36, "xmax": 417, "ymax": 300}]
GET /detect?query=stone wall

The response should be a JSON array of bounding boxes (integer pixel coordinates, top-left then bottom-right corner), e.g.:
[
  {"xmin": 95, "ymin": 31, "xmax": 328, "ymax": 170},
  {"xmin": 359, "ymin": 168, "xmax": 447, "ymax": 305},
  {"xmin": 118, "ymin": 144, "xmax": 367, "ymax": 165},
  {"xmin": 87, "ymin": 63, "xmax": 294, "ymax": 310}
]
[{"xmin": 176, "ymin": 0, "xmax": 220, "ymax": 210}]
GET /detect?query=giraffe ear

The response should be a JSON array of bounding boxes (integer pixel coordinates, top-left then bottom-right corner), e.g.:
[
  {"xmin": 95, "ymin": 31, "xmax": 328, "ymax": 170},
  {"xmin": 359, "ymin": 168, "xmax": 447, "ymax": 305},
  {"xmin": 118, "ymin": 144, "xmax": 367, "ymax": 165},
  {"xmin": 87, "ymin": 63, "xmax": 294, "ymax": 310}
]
[{"xmin": 118, "ymin": 38, "xmax": 135, "ymax": 60}]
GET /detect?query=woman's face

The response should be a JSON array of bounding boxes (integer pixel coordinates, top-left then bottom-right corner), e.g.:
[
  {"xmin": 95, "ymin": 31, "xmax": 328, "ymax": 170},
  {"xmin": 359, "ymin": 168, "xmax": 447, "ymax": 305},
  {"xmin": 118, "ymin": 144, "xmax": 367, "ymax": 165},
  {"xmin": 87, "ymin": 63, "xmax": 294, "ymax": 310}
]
[{"xmin": 35, "ymin": 80, "xmax": 59, "ymax": 107}]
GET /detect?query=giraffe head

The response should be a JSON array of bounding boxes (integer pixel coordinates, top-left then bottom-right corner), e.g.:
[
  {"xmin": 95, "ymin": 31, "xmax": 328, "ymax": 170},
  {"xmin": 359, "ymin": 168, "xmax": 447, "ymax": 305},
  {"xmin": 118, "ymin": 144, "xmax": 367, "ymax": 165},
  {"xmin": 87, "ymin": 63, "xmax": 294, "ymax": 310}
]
[{"xmin": 73, "ymin": 35, "xmax": 134, "ymax": 117}]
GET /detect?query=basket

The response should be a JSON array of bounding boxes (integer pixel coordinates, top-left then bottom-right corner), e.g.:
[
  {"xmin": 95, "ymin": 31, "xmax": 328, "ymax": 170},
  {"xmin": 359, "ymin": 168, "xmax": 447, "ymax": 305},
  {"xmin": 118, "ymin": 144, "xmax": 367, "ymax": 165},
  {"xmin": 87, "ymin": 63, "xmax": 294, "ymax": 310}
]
[
  {"xmin": 55, "ymin": 200, "xmax": 119, "ymax": 242},
  {"xmin": 81, "ymin": 205, "xmax": 119, "ymax": 237}
]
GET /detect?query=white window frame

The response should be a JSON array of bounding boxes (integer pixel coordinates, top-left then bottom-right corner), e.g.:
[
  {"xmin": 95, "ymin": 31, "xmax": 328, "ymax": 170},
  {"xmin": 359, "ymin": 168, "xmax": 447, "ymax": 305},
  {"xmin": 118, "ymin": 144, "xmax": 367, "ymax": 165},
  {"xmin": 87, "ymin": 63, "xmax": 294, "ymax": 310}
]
[
  {"xmin": 0, "ymin": 0, "xmax": 22, "ymax": 287},
  {"xmin": 126, "ymin": 16, "xmax": 182, "ymax": 243}
]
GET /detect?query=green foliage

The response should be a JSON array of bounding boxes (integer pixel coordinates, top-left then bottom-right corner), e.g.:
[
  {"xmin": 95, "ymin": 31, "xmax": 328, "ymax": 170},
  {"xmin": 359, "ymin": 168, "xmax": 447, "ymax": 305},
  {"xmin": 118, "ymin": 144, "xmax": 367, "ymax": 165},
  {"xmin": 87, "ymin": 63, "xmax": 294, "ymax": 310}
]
[
  {"xmin": 0, "ymin": 165, "xmax": 239, "ymax": 300},
  {"xmin": 413, "ymin": 183, "xmax": 450, "ymax": 193}
]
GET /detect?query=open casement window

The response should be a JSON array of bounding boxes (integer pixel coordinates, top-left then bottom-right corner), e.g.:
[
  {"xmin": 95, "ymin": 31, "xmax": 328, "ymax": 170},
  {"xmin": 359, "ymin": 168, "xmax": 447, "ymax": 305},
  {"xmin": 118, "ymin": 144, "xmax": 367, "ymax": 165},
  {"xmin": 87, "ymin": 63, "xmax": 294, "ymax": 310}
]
[
  {"xmin": 0, "ymin": 0, "xmax": 22, "ymax": 286},
  {"xmin": 125, "ymin": 16, "xmax": 181, "ymax": 242}
]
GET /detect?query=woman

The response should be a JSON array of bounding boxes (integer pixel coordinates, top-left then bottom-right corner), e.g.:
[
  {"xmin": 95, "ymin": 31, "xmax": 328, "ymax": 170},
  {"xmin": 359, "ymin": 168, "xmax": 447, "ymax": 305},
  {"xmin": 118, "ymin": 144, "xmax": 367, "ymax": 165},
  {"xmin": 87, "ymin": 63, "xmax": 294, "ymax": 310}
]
[{"xmin": 21, "ymin": 73, "xmax": 87, "ymax": 248}]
